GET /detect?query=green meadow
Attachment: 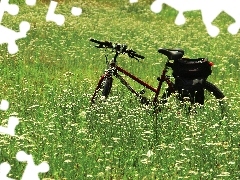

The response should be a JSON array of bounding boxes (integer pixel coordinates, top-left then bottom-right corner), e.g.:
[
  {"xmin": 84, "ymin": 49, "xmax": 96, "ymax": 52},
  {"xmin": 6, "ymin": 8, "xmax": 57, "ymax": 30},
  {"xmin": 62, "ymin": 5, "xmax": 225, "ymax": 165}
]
[{"xmin": 0, "ymin": 0, "xmax": 239, "ymax": 179}]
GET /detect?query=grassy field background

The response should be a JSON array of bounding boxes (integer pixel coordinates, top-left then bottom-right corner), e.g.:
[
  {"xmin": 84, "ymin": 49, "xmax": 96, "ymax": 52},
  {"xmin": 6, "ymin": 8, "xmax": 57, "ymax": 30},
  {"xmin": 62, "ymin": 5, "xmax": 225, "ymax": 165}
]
[{"xmin": 0, "ymin": 0, "xmax": 239, "ymax": 179}]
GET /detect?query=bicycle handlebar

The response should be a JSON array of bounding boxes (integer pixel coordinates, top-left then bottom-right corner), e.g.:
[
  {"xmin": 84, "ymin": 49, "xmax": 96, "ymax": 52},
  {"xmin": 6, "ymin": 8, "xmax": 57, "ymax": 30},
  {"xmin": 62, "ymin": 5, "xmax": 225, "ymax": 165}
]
[{"xmin": 90, "ymin": 38, "xmax": 145, "ymax": 60}]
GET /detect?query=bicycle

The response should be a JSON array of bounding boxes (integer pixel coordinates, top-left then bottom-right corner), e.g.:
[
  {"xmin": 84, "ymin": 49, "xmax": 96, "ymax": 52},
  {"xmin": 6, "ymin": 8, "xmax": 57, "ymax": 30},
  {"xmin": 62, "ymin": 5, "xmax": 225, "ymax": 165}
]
[{"xmin": 89, "ymin": 38, "xmax": 225, "ymax": 113}]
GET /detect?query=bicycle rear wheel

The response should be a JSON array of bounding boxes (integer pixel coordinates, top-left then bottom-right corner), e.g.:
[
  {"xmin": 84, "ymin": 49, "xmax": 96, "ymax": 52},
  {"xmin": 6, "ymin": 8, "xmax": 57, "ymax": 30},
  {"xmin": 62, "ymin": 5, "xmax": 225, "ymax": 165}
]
[
  {"xmin": 161, "ymin": 81, "xmax": 225, "ymax": 114},
  {"xmin": 91, "ymin": 76, "xmax": 113, "ymax": 104}
]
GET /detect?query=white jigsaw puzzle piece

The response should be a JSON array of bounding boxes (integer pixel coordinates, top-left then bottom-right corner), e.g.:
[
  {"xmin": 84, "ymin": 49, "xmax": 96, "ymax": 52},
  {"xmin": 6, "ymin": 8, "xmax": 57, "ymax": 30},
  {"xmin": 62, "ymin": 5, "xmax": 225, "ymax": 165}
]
[
  {"xmin": 71, "ymin": 7, "xmax": 82, "ymax": 16},
  {"xmin": 221, "ymin": 0, "xmax": 240, "ymax": 35},
  {"xmin": 25, "ymin": 0, "xmax": 37, "ymax": 6},
  {"xmin": 130, "ymin": 0, "xmax": 138, "ymax": 3},
  {"xmin": 0, "ymin": 0, "xmax": 31, "ymax": 54},
  {"xmin": 0, "ymin": 162, "xmax": 15, "ymax": 180},
  {"xmin": 0, "ymin": 116, "xmax": 19, "ymax": 136},
  {"xmin": 0, "ymin": 100, "xmax": 9, "ymax": 111},
  {"xmin": 16, "ymin": 151, "xmax": 50, "ymax": 180},
  {"xmin": 150, "ymin": 0, "xmax": 240, "ymax": 37},
  {"xmin": 0, "ymin": 21, "xmax": 30, "ymax": 54},
  {"xmin": 0, "ymin": 0, "xmax": 19, "ymax": 23},
  {"xmin": 46, "ymin": 0, "xmax": 65, "ymax": 26}
]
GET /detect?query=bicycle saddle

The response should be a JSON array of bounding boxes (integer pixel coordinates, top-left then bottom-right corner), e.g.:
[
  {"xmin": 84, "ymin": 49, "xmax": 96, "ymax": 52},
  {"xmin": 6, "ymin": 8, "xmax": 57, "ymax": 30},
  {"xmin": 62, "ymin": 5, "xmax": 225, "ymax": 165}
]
[{"xmin": 158, "ymin": 48, "xmax": 184, "ymax": 60}]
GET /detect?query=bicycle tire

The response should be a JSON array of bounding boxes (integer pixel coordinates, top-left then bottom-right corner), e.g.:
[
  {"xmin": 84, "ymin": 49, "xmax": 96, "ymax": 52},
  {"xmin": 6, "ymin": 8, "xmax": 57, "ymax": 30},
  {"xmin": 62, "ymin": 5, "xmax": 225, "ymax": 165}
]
[
  {"xmin": 160, "ymin": 81, "xmax": 225, "ymax": 113},
  {"xmin": 91, "ymin": 76, "xmax": 113, "ymax": 104},
  {"xmin": 102, "ymin": 77, "xmax": 113, "ymax": 97}
]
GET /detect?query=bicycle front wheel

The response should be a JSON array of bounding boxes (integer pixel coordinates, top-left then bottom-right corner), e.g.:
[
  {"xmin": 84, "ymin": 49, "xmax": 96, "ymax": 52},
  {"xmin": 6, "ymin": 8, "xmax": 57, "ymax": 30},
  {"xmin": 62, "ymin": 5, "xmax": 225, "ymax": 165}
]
[
  {"xmin": 102, "ymin": 77, "xmax": 113, "ymax": 97},
  {"xmin": 161, "ymin": 81, "xmax": 225, "ymax": 113},
  {"xmin": 91, "ymin": 76, "xmax": 113, "ymax": 104}
]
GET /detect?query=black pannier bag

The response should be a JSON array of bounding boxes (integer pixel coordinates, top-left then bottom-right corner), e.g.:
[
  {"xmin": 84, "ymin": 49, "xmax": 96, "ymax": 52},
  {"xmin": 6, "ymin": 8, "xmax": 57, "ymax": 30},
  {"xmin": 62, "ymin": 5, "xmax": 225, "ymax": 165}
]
[
  {"xmin": 172, "ymin": 58, "xmax": 212, "ymax": 78},
  {"xmin": 172, "ymin": 58, "xmax": 212, "ymax": 104}
]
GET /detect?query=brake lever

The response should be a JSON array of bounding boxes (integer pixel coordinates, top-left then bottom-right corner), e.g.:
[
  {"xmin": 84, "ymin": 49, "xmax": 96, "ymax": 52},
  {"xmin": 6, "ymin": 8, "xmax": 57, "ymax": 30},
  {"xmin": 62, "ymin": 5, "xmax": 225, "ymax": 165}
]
[
  {"xmin": 134, "ymin": 57, "xmax": 139, "ymax": 62},
  {"xmin": 127, "ymin": 52, "xmax": 138, "ymax": 61}
]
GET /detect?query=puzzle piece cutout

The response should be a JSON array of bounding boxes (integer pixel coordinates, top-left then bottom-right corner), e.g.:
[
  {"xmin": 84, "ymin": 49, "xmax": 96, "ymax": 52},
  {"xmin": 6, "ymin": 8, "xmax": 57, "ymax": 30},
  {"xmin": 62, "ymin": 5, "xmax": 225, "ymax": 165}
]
[
  {"xmin": 0, "ymin": 0, "xmax": 36, "ymax": 54},
  {"xmin": 0, "ymin": 0, "xmax": 19, "ymax": 23},
  {"xmin": 0, "ymin": 21, "xmax": 30, "ymax": 54},
  {"xmin": 0, "ymin": 151, "xmax": 49, "ymax": 180},
  {"xmin": 71, "ymin": 7, "xmax": 82, "ymax": 16},
  {"xmin": 0, "ymin": 100, "xmax": 49, "ymax": 179},
  {"xmin": 0, "ymin": 116, "xmax": 19, "ymax": 136},
  {"xmin": 0, "ymin": 100, "xmax": 18, "ymax": 179},
  {"xmin": 0, "ymin": 100, "xmax": 19, "ymax": 136},
  {"xmin": 46, "ymin": 1, "xmax": 65, "ymax": 26},
  {"xmin": 0, "ymin": 99, "xmax": 9, "ymax": 111},
  {"xmin": 150, "ymin": 0, "xmax": 240, "ymax": 37},
  {"xmin": 25, "ymin": 0, "xmax": 37, "ymax": 6},
  {"xmin": 16, "ymin": 151, "xmax": 50, "ymax": 180},
  {"xmin": 130, "ymin": 0, "xmax": 138, "ymax": 3},
  {"xmin": 46, "ymin": 0, "xmax": 82, "ymax": 26},
  {"xmin": 0, "ymin": 162, "xmax": 15, "ymax": 180}
]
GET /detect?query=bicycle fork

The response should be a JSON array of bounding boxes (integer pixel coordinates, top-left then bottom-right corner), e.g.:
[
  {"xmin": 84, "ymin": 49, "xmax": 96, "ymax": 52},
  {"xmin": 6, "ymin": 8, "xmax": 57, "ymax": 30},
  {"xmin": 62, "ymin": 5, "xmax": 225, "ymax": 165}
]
[{"xmin": 91, "ymin": 68, "xmax": 114, "ymax": 103}]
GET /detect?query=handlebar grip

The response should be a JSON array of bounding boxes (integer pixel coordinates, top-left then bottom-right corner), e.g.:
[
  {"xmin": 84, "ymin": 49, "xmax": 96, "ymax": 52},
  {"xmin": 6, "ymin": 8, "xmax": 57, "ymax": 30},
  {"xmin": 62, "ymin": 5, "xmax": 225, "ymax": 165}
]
[
  {"xmin": 89, "ymin": 38, "xmax": 102, "ymax": 44},
  {"xmin": 90, "ymin": 38, "xmax": 113, "ymax": 48}
]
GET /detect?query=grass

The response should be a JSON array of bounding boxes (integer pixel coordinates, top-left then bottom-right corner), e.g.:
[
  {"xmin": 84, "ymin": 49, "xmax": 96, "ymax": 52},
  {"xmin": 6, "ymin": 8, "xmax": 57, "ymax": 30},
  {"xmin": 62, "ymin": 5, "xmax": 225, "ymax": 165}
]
[{"xmin": 0, "ymin": 0, "xmax": 239, "ymax": 179}]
